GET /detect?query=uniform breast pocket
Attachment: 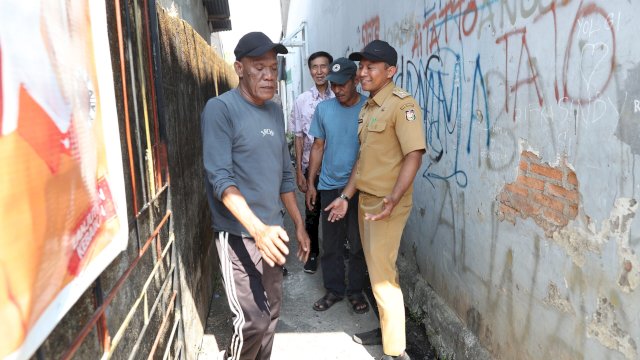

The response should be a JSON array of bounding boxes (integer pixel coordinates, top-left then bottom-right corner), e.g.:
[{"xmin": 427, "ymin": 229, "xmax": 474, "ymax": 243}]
[
  {"xmin": 367, "ymin": 120, "xmax": 387, "ymax": 133},
  {"xmin": 364, "ymin": 120, "xmax": 388, "ymax": 151}
]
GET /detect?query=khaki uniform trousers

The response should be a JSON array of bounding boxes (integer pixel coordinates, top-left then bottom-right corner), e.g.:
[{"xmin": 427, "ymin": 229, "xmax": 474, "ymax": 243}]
[{"xmin": 358, "ymin": 191, "xmax": 412, "ymax": 356}]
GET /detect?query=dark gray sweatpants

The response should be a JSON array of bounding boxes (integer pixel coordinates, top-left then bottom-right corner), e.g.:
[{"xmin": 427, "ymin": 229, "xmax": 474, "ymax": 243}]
[{"xmin": 215, "ymin": 231, "xmax": 283, "ymax": 360}]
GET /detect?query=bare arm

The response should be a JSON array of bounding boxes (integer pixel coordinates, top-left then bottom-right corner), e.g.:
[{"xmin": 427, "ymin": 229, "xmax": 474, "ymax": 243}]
[
  {"xmin": 365, "ymin": 150, "xmax": 424, "ymax": 221},
  {"xmin": 305, "ymin": 138, "xmax": 325, "ymax": 210},
  {"xmin": 221, "ymin": 186, "xmax": 289, "ymax": 267},
  {"xmin": 294, "ymin": 136, "xmax": 307, "ymax": 192},
  {"xmin": 281, "ymin": 191, "xmax": 310, "ymax": 263},
  {"xmin": 341, "ymin": 159, "xmax": 359, "ymax": 199}
]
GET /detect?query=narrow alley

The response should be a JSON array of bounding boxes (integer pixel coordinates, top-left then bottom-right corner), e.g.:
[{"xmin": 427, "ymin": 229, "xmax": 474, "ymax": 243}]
[
  {"xmin": 2, "ymin": 0, "xmax": 640, "ymax": 360},
  {"xmin": 200, "ymin": 193, "xmax": 383, "ymax": 359},
  {"xmin": 199, "ymin": 194, "xmax": 437, "ymax": 359}
]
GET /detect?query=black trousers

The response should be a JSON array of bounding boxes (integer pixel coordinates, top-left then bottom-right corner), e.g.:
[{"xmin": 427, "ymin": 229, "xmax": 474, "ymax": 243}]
[
  {"xmin": 215, "ymin": 231, "xmax": 283, "ymax": 360},
  {"xmin": 304, "ymin": 169, "xmax": 320, "ymax": 256},
  {"xmin": 319, "ymin": 189, "xmax": 367, "ymax": 296}
]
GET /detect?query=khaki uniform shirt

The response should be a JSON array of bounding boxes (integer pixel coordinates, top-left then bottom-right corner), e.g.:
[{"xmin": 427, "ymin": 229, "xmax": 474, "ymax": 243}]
[{"xmin": 355, "ymin": 82, "xmax": 426, "ymax": 197}]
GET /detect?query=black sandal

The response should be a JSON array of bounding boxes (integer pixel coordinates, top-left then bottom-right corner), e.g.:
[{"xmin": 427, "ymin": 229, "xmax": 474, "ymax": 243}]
[
  {"xmin": 313, "ymin": 292, "xmax": 343, "ymax": 311},
  {"xmin": 348, "ymin": 294, "xmax": 370, "ymax": 314}
]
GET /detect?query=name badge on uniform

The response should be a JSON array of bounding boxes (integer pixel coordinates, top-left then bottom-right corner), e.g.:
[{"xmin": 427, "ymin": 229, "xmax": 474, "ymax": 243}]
[{"xmin": 405, "ymin": 109, "xmax": 416, "ymax": 122}]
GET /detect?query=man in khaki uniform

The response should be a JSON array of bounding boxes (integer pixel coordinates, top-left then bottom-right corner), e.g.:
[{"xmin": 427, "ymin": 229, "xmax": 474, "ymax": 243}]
[{"xmin": 324, "ymin": 40, "xmax": 426, "ymax": 360}]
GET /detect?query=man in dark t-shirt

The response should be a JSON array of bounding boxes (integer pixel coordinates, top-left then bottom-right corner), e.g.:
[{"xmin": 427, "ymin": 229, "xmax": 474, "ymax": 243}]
[{"xmin": 201, "ymin": 31, "xmax": 310, "ymax": 360}]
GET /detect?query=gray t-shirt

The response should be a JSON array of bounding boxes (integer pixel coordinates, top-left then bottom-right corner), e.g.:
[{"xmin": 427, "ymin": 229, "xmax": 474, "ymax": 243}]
[{"xmin": 201, "ymin": 88, "xmax": 295, "ymax": 236}]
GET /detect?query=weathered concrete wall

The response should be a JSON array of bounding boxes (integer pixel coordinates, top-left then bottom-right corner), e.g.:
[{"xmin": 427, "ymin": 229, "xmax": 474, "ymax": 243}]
[
  {"xmin": 158, "ymin": 6, "xmax": 237, "ymax": 359},
  {"xmin": 285, "ymin": 1, "xmax": 640, "ymax": 359}
]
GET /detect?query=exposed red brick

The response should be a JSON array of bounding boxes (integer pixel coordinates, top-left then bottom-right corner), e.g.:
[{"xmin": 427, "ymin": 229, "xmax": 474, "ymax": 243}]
[
  {"xmin": 547, "ymin": 183, "xmax": 579, "ymax": 203},
  {"xmin": 566, "ymin": 203, "xmax": 578, "ymax": 217},
  {"xmin": 543, "ymin": 209, "xmax": 568, "ymax": 226},
  {"xmin": 530, "ymin": 163, "xmax": 563, "ymax": 181},
  {"xmin": 499, "ymin": 203, "xmax": 518, "ymax": 223},
  {"xmin": 532, "ymin": 192, "xmax": 565, "ymax": 212},
  {"xmin": 505, "ymin": 183, "xmax": 528, "ymax": 197},
  {"xmin": 521, "ymin": 151, "xmax": 539, "ymax": 162},
  {"xmin": 500, "ymin": 202, "xmax": 518, "ymax": 214},
  {"xmin": 567, "ymin": 171, "xmax": 578, "ymax": 186},
  {"xmin": 517, "ymin": 175, "xmax": 544, "ymax": 191},
  {"xmin": 498, "ymin": 150, "xmax": 579, "ymax": 237},
  {"xmin": 534, "ymin": 218, "xmax": 558, "ymax": 236},
  {"xmin": 508, "ymin": 193, "xmax": 540, "ymax": 216}
]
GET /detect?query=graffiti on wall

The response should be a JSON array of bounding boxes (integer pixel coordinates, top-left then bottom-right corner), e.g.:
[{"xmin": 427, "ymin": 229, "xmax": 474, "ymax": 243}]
[
  {"xmin": 355, "ymin": 2, "xmax": 637, "ymax": 358},
  {"xmin": 358, "ymin": 0, "xmax": 620, "ymax": 189}
]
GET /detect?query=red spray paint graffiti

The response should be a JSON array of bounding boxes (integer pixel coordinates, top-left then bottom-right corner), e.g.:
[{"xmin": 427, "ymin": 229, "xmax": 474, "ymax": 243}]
[
  {"xmin": 496, "ymin": 27, "xmax": 544, "ymax": 121},
  {"xmin": 562, "ymin": 2, "xmax": 616, "ymax": 105},
  {"xmin": 361, "ymin": 16, "xmax": 380, "ymax": 46}
]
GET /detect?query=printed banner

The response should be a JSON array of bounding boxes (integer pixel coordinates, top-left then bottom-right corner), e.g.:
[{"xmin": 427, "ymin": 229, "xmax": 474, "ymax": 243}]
[{"xmin": 0, "ymin": 0, "xmax": 128, "ymax": 358}]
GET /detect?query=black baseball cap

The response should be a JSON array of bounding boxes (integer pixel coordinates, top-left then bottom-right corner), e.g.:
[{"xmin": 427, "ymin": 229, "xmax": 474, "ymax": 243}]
[
  {"xmin": 326, "ymin": 58, "xmax": 357, "ymax": 85},
  {"xmin": 348, "ymin": 40, "xmax": 397, "ymax": 67},
  {"xmin": 234, "ymin": 31, "xmax": 288, "ymax": 61}
]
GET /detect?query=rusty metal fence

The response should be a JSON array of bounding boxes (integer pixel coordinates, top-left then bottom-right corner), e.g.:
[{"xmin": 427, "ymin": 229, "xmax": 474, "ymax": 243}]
[{"xmin": 33, "ymin": 0, "xmax": 237, "ymax": 358}]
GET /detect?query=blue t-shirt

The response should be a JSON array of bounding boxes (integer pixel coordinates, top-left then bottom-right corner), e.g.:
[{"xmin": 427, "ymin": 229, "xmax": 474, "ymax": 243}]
[{"xmin": 309, "ymin": 95, "xmax": 366, "ymax": 190}]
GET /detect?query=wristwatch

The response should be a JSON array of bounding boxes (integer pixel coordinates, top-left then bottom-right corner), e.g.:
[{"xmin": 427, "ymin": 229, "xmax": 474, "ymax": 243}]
[{"xmin": 339, "ymin": 193, "xmax": 350, "ymax": 201}]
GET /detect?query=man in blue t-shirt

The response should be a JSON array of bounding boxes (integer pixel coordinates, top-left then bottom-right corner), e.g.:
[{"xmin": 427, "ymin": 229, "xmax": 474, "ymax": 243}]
[{"xmin": 305, "ymin": 58, "xmax": 369, "ymax": 314}]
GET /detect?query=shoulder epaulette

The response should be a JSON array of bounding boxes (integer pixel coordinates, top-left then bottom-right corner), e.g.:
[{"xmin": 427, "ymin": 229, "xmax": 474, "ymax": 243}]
[{"xmin": 392, "ymin": 87, "xmax": 410, "ymax": 99}]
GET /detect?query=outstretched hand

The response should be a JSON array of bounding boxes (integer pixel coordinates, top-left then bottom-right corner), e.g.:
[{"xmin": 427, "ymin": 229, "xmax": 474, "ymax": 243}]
[
  {"xmin": 364, "ymin": 196, "xmax": 396, "ymax": 221},
  {"xmin": 324, "ymin": 197, "xmax": 348, "ymax": 222}
]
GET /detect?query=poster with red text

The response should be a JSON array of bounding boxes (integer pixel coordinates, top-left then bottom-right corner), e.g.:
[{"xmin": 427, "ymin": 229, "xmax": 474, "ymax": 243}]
[{"xmin": 0, "ymin": 0, "xmax": 128, "ymax": 358}]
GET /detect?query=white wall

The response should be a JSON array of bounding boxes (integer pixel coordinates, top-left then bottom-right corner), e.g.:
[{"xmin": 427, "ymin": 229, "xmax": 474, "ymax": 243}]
[{"xmin": 284, "ymin": 1, "xmax": 640, "ymax": 359}]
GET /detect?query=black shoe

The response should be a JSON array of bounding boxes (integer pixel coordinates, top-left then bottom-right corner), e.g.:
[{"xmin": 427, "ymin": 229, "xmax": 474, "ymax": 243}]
[
  {"xmin": 282, "ymin": 266, "xmax": 288, "ymax": 276},
  {"xmin": 352, "ymin": 327, "xmax": 382, "ymax": 345},
  {"xmin": 379, "ymin": 351, "xmax": 411, "ymax": 360},
  {"xmin": 303, "ymin": 255, "xmax": 318, "ymax": 273}
]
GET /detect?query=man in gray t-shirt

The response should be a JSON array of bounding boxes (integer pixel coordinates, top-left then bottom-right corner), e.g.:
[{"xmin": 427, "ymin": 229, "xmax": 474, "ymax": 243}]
[{"xmin": 201, "ymin": 31, "xmax": 310, "ymax": 360}]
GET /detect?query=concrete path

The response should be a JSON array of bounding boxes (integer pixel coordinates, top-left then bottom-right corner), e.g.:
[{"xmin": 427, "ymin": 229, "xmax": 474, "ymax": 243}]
[
  {"xmin": 200, "ymin": 193, "xmax": 383, "ymax": 359},
  {"xmin": 273, "ymin": 207, "xmax": 383, "ymax": 359}
]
